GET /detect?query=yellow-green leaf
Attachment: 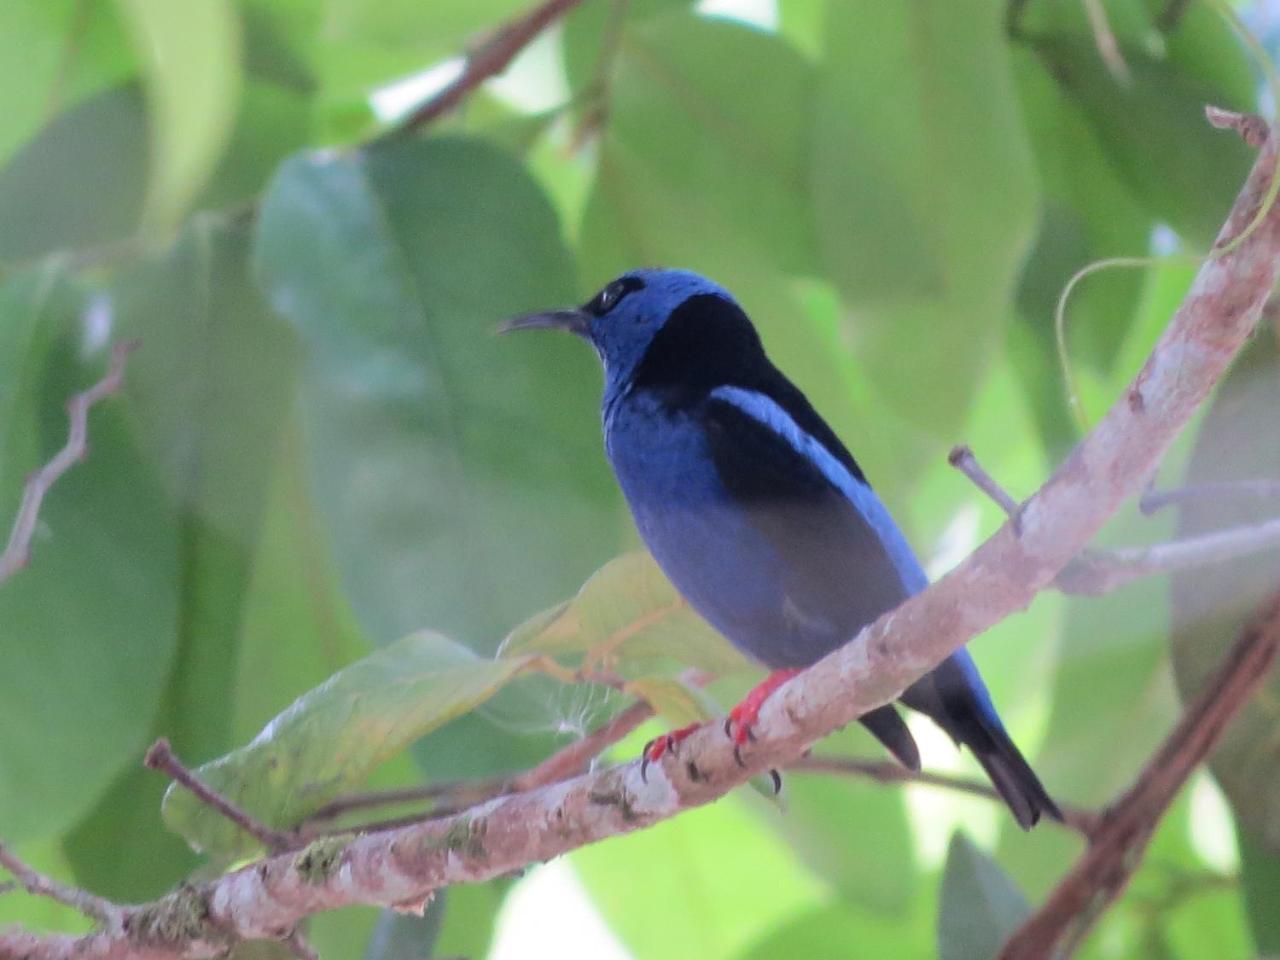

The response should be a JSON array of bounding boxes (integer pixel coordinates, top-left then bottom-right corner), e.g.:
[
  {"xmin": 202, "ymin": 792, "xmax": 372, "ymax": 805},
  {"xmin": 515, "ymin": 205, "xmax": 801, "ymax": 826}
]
[
  {"xmin": 162, "ymin": 632, "xmax": 532, "ymax": 859},
  {"xmin": 500, "ymin": 552, "xmax": 745, "ymax": 675},
  {"xmin": 111, "ymin": 0, "xmax": 242, "ymax": 228}
]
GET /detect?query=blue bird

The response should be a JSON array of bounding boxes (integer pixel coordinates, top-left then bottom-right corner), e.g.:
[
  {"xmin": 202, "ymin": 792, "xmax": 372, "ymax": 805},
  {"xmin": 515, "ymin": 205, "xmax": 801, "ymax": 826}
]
[{"xmin": 503, "ymin": 268, "xmax": 1060, "ymax": 829}]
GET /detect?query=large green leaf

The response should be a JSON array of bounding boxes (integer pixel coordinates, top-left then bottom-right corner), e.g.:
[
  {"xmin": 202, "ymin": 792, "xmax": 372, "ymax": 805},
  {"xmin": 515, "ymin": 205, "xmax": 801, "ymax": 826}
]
[
  {"xmin": 1032, "ymin": 34, "xmax": 1253, "ymax": 249},
  {"xmin": 63, "ymin": 218, "xmax": 299, "ymax": 899},
  {"xmin": 1170, "ymin": 332, "xmax": 1280, "ymax": 854},
  {"xmin": 1239, "ymin": 828, "xmax": 1280, "ymax": 955},
  {"xmin": 255, "ymin": 136, "xmax": 621, "ymax": 651},
  {"xmin": 0, "ymin": 0, "xmax": 135, "ymax": 166},
  {"xmin": 764, "ymin": 726, "xmax": 918, "ymax": 913},
  {"xmin": 163, "ymin": 631, "xmax": 534, "ymax": 858},
  {"xmin": 110, "ymin": 0, "xmax": 242, "ymax": 228},
  {"xmin": 501, "ymin": 551, "xmax": 744, "ymax": 674},
  {"xmin": 811, "ymin": 0, "xmax": 1037, "ymax": 435},
  {"xmin": 0, "ymin": 273, "xmax": 179, "ymax": 842},
  {"xmin": 1010, "ymin": 45, "xmax": 1152, "ymax": 432},
  {"xmin": 736, "ymin": 901, "xmax": 932, "ymax": 960},
  {"xmin": 938, "ymin": 833, "xmax": 1030, "ymax": 960},
  {"xmin": 573, "ymin": 795, "xmax": 829, "ymax": 960},
  {"xmin": 580, "ymin": 11, "xmax": 817, "ymax": 284},
  {"xmin": 0, "ymin": 85, "xmax": 147, "ymax": 264}
]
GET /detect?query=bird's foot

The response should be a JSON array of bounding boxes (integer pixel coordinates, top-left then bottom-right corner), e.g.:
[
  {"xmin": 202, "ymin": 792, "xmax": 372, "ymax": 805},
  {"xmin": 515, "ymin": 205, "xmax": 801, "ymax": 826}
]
[
  {"xmin": 723, "ymin": 668, "xmax": 802, "ymax": 765},
  {"xmin": 640, "ymin": 723, "xmax": 700, "ymax": 781}
]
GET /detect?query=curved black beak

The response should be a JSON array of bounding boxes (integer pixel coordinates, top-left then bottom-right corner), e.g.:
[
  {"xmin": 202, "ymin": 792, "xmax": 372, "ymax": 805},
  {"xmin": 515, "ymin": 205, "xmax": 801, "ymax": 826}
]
[{"xmin": 498, "ymin": 308, "xmax": 590, "ymax": 338}]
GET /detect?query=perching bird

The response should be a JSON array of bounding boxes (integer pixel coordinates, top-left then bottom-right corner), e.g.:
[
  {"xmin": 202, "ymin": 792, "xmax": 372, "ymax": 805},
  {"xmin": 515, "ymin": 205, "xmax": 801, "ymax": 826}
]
[{"xmin": 503, "ymin": 269, "xmax": 1060, "ymax": 829}]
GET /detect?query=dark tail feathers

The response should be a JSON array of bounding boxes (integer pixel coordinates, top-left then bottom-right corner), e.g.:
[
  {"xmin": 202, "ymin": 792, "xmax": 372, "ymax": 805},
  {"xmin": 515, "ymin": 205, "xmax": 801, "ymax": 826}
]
[{"xmin": 971, "ymin": 724, "xmax": 1062, "ymax": 831}]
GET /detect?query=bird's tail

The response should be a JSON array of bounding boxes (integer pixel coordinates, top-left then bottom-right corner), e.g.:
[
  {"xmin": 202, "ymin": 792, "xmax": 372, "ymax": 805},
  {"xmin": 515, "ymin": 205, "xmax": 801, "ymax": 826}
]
[
  {"xmin": 902, "ymin": 652, "xmax": 1061, "ymax": 830},
  {"xmin": 969, "ymin": 721, "xmax": 1062, "ymax": 831}
]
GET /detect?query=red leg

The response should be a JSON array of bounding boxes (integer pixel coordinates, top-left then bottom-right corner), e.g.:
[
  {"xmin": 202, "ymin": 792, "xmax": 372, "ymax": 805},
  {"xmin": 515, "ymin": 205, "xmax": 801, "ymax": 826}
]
[
  {"xmin": 724, "ymin": 669, "xmax": 802, "ymax": 759},
  {"xmin": 640, "ymin": 723, "xmax": 701, "ymax": 781}
]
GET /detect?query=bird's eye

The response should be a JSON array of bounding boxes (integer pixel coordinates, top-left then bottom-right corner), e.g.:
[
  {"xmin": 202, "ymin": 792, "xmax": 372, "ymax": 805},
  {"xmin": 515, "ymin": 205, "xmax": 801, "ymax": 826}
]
[{"xmin": 585, "ymin": 276, "xmax": 644, "ymax": 317}]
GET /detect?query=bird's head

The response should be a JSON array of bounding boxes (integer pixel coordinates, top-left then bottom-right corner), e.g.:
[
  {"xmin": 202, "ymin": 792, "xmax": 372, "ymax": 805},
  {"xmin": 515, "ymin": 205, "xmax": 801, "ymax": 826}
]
[{"xmin": 501, "ymin": 268, "xmax": 764, "ymax": 397}]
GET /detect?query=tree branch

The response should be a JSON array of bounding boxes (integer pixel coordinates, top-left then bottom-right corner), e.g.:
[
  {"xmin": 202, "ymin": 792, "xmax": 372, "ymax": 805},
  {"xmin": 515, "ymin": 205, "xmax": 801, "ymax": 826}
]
[
  {"xmin": 389, "ymin": 0, "xmax": 588, "ymax": 137},
  {"xmin": 999, "ymin": 583, "xmax": 1280, "ymax": 959},
  {"xmin": 0, "ymin": 844, "xmax": 123, "ymax": 933},
  {"xmin": 145, "ymin": 739, "xmax": 298, "ymax": 854},
  {"xmin": 792, "ymin": 755, "xmax": 1099, "ymax": 838},
  {"xmin": 951, "ymin": 444, "xmax": 1280, "ymax": 596},
  {"xmin": 0, "ymin": 340, "xmax": 138, "ymax": 585},
  {"xmin": 0, "ymin": 113, "xmax": 1274, "ymax": 960}
]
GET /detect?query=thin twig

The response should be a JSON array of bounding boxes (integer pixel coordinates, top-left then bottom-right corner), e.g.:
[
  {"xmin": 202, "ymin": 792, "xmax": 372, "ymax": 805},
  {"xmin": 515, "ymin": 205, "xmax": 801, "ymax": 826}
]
[
  {"xmin": 1140, "ymin": 478, "xmax": 1280, "ymax": 515},
  {"xmin": 0, "ymin": 340, "xmax": 138, "ymax": 585},
  {"xmin": 389, "ymin": 0, "xmax": 588, "ymax": 137},
  {"xmin": 305, "ymin": 693, "xmax": 663, "ymax": 827},
  {"xmin": 793, "ymin": 755, "xmax": 1099, "ymax": 838},
  {"xmin": 145, "ymin": 739, "xmax": 297, "ymax": 853},
  {"xmin": 0, "ymin": 844, "xmax": 123, "ymax": 933},
  {"xmin": 1057, "ymin": 516, "xmax": 1280, "ymax": 594},
  {"xmin": 952, "ymin": 445, "xmax": 1280, "ymax": 595},
  {"xmin": 1206, "ymin": 105, "xmax": 1270, "ymax": 148},
  {"xmin": 949, "ymin": 444, "xmax": 1022, "ymax": 519},
  {"xmin": 1000, "ymin": 584, "xmax": 1280, "ymax": 958}
]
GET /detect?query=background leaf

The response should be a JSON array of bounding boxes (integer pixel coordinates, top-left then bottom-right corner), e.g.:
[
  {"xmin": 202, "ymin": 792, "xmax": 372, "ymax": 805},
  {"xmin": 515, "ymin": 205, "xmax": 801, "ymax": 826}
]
[{"xmin": 939, "ymin": 832, "xmax": 1031, "ymax": 960}]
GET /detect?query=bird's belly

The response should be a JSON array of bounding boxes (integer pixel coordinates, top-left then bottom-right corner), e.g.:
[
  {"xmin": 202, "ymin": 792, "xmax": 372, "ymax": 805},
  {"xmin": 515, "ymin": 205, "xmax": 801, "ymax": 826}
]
[{"xmin": 606, "ymin": 406, "xmax": 845, "ymax": 667}]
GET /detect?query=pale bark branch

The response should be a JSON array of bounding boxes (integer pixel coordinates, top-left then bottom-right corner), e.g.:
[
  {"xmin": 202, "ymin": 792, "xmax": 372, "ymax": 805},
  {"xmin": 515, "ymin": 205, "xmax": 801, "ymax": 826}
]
[
  {"xmin": 999, "ymin": 583, "xmax": 1280, "ymax": 959},
  {"xmin": 0, "ymin": 340, "xmax": 137, "ymax": 585},
  {"xmin": 0, "ymin": 844, "xmax": 124, "ymax": 934},
  {"xmin": 951, "ymin": 444, "xmax": 1280, "ymax": 596}
]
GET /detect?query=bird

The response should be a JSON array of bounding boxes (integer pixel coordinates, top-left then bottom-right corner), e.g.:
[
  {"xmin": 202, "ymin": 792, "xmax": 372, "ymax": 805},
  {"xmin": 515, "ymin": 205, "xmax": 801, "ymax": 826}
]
[{"xmin": 502, "ymin": 268, "xmax": 1061, "ymax": 829}]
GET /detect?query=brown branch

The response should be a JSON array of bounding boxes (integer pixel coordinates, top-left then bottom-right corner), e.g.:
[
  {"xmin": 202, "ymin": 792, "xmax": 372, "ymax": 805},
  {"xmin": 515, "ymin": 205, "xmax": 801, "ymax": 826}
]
[
  {"xmin": 145, "ymin": 739, "xmax": 297, "ymax": 854},
  {"xmin": 792, "ymin": 755, "xmax": 1099, "ymax": 838},
  {"xmin": 390, "ymin": 0, "xmax": 587, "ymax": 136},
  {"xmin": 0, "ymin": 844, "xmax": 123, "ymax": 933},
  {"xmin": 0, "ymin": 340, "xmax": 138, "ymax": 585},
  {"xmin": 1000, "ymin": 584, "xmax": 1280, "ymax": 959},
  {"xmin": 2, "ymin": 112, "xmax": 1277, "ymax": 960},
  {"xmin": 305, "ymin": 696, "xmax": 656, "ymax": 827}
]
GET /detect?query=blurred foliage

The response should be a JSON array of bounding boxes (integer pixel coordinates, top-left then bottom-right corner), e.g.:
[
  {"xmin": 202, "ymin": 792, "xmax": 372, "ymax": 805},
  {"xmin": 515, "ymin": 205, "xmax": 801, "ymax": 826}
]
[{"xmin": 1, "ymin": 0, "xmax": 1278, "ymax": 957}]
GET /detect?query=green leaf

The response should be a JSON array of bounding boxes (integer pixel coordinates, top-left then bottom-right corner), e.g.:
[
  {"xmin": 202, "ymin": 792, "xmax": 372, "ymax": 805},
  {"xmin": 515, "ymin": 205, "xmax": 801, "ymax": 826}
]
[
  {"xmin": 0, "ymin": 85, "xmax": 147, "ymax": 263},
  {"xmin": 162, "ymin": 631, "xmax": 534, "ymax": 858},
  {"xmin": 199, "ymin": 79, "xmax": 312, "ymax": 209},
  {"xmin": 811, "ymin": 0, "xmax": 1037, "ymax": 434},
  {"xmin": 573, "ymin": 796, "xmax": 829, "ymax": 960},
  {"xmin": 1010, "ymin": 45, "xmax": 1152, "ymax": 414},
  {"xmin": 0, "ymin": 0, "xmax": 135, "ymax": 166},
  {"xmin": 1239, "ymin": 828, "xmax": 1280, "ymax": 955},
  {"xmin": 623, "ymin": 675, "xmax": 717, "ymax": 726},
  {"xmin": 110, "ymin": 0, "xmax": 242, "ymax": 228},
  {"xmin": 501, "ymin": 551, "xmax": 744, "ymax": 674},
  {"xmin": 0, "ymin": 273, "xmax": 179, "ymax": 842},
  {"xmin": 254, "ymin": 136, "xmax": 622, "ymax": 650},
  {"xmin": 765, "ymin": 726, "xmax": 917, "ymax": 912},
  {"xmin": 938, "ymin": 833, "xmax": 1030, "ymax": 960},
  {"xmin": 580, "ymin": 12, "xmax": 817, "ymax": 284},
  {"xmin": 64, "ymin": 218, "xmax": 299, "ymax": 900},
  {"xmin": 736, "ymin": 901, "xmax": 932, "ymax": 960},
  {"xmin": 1170, "ymin": 332, "xmax": 1280, "ymax": 854},
  {"xmin": 1033, "ymin": 34, "xmax": 1253, "ymax": 248}
]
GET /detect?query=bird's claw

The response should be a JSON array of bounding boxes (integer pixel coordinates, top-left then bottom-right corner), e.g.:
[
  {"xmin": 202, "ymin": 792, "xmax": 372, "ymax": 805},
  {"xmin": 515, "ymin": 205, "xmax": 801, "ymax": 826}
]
[{"xmin": 640, "ymin": 723, "xmax": 700, "ymax": 782}]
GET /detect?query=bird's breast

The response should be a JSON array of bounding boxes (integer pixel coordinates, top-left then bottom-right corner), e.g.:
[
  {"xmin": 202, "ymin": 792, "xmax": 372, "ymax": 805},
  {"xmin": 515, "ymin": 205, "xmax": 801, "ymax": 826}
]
[{"xmin": 603, "ymin": 392, "xmax": 840, "ymax": 667}]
